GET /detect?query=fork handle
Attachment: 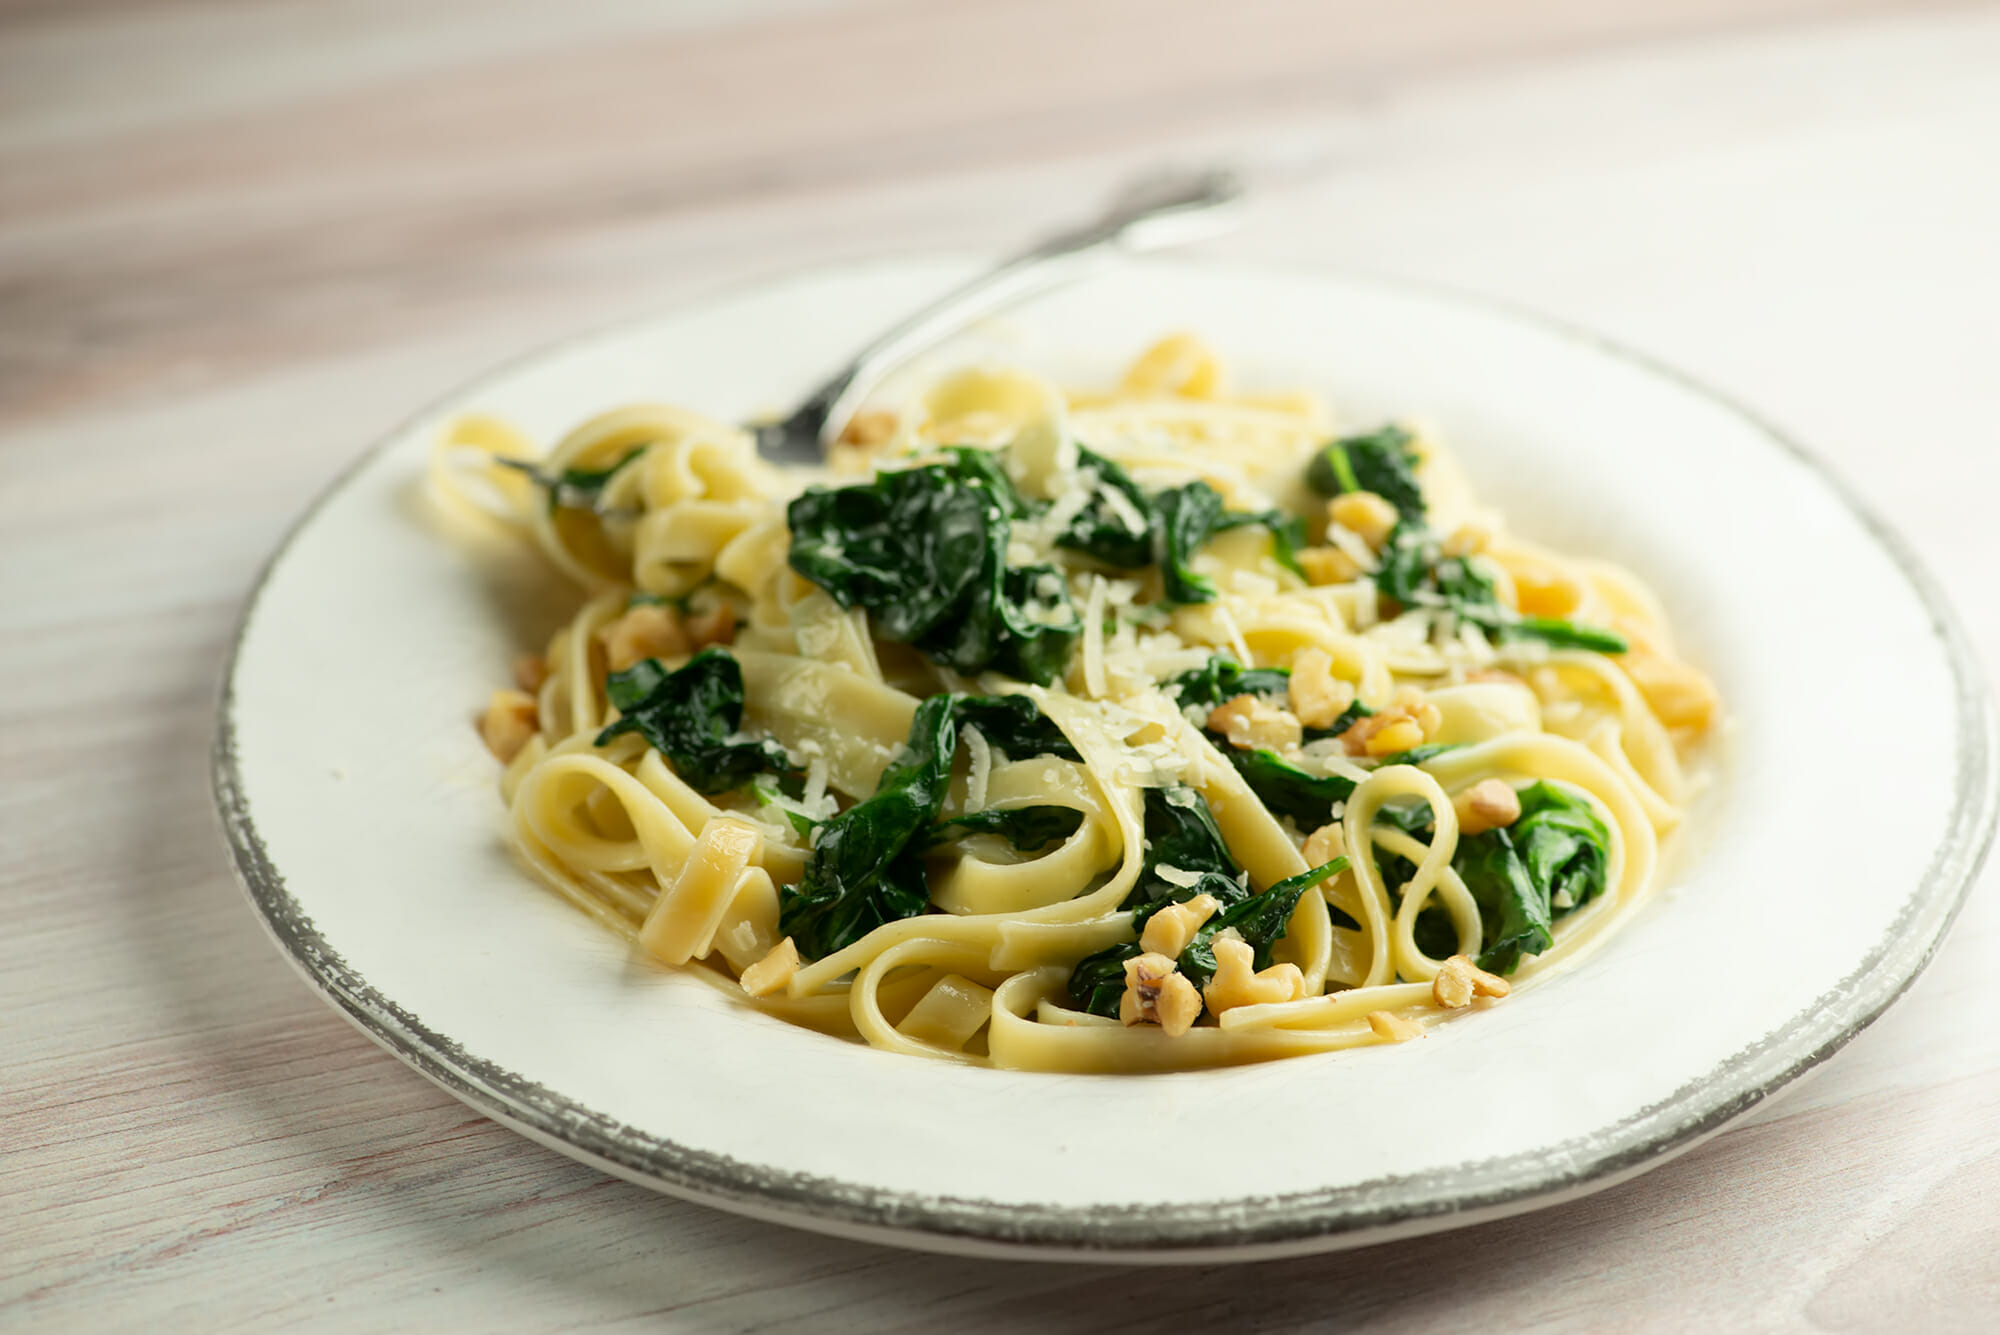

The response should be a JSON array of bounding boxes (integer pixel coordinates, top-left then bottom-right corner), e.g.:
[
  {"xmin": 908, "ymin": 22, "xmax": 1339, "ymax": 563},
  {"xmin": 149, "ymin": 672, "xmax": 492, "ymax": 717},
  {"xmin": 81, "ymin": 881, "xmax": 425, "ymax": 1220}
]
[{"xmin": 758, "ymin": 168, "xmax": 1244, "ymax": 463}]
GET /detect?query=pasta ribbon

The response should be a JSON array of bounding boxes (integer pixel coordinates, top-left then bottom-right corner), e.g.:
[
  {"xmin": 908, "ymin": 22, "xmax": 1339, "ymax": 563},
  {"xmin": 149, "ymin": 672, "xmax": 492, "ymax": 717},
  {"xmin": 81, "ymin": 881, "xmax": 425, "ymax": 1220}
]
[{"xmin": 449, "ymin": 335, "xmax": 1718, "ymax": 1071}]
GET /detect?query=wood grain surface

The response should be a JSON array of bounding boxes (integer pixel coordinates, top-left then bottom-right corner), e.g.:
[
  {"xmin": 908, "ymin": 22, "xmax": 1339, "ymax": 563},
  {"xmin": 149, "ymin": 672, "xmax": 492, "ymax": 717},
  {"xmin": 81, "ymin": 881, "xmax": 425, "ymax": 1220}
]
[{"xmin": 6, "ymin": 2, "xmax": 2000, "ymax": 1329}]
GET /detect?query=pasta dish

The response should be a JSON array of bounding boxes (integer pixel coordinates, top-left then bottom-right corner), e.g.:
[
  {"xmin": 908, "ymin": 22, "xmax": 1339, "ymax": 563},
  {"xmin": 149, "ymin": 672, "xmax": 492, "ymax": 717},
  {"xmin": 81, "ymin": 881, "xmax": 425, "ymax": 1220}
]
[{"xmin": 438, "ymin": 335, "xmax": 1718, "ymax": 1073}]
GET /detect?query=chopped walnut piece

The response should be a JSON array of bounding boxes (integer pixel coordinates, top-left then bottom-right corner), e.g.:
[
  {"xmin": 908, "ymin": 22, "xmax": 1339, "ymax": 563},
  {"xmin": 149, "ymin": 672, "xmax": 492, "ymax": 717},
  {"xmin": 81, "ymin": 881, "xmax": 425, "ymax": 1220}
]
[
  {"xmin": 1367, "ymin": 1010, "xmax": 1425, "ymax": 1042},
  {"xmin": 1298, "ymin": 546, "xmax": 1363, "ymax": 586},
  {"xmin": 1326, "ymin": 491, "xmax": 1400, "ymax": 551},
  {"xmin": 512, "ymin": 653, "xmax": 550, "ymax": 693},
  {"xmin": 1339, "ymin": 687, "xmax": 1442, "ymax": 757},
  {"xmin": 1433, "ymin": 959, "xmax": 1475, "ymax": 1009},
  {"xmin": 1364, "ymin": 718, "xmax": 1424, "ymax": 756},
  {"xmin": 685, "ymin": 599, "xmax": 738, "ymax": 649},
  {"xmin": 1506, "ymin": 558, "xmax": 1579, "ymax": 617},
  {"xmin": 827, "ymin": 410, "xmax": 901, "ymax": 475},
  {"xmin": 1621, "ymin": 649, "xmax": 1720, "ymax": 732},
  {"xmin": 1302, "ymin": 821, "xmax": 1346, "ymax": 869},
  {"xmin": 1287, "ymin": 647, "xmax": 1357, "ymax": 730},
  {"xmin": 1453, "ymin": 779, "xmax": 1522, "ymax": 836},
  {"xmin": 1208, "ymin": 693, "xmax": 1304, "ymax": 752},
  {"xmin": 1433, "ymin": 953, "xmax": 1510, "ymax": 1009},
  {"xmin": 1119, "ymin": 952, "xmax": 1203, "ymax": 1037},
  {"xmin": 598, "ymin": 602, "xmax": 690, "ymax": 672},
  {"xmin": 479, "ymin": 689, "xmax": 539, "ymax": 763},
  {"xmin": 1396, "ymin": 686, "xmax": 1444, "ymax": 738},
  {"xmin": 1139, "ymin": 894, "xmax": 1219, "ymax": 959},
  {"xmin": 837, "ymin": 409, "xmax": 898, "ymax": 447},
  {"xmin": 1441, "ymin": 520, "xmax": 1494, "ymax": 558},
  {"xmin": 739, "ymin": 937, "xmax": 800, "ymax": 997},
  {"xmin": 1202, "ymin": 937, "xmax": 1308, "ymax": 1014}
]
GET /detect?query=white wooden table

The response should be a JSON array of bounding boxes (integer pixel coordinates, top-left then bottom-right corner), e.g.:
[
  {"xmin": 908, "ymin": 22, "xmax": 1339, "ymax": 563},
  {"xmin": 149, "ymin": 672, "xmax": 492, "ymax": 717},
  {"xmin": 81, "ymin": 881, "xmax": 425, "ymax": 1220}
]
[{"xmin": 8, "ymin": 2, "xmax": 2000, "ymax": 1328}]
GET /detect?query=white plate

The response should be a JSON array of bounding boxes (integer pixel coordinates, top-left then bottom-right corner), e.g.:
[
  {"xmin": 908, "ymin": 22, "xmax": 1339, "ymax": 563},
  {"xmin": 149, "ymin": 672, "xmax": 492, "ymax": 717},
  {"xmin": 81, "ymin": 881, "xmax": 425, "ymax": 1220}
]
[{"xmin": 214, "ymin": 258, "xmax": 1996, "ymax": 1262}]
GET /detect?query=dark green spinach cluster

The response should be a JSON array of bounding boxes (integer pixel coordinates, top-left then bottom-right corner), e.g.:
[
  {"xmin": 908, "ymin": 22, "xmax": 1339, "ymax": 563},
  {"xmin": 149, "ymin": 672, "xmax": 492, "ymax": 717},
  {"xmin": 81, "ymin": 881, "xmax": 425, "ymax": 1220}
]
[
  {"xmin": 787, "ymin": 449, "xmax": 1082, "ymax": 686},
  {"xmin": 777, "ymin": 692, "xmax": 1083, "ymax": 961},
  {"xmin": 1056, "ymin": 447, "xmax": 1303, "ymax": 603},
  {"xmin": 1066, "ymin": 785, "xmax": 1347, "ymax": 1017},
  {"xmin": 1450, "ymin": 780, "xmax": 1612, "ymax": 973},
  {"xmin": 1307, "ymin": 426, "xmax": 1626, "ymax": 654},
  {"xmin": 596, "ymin": 648, "xmax": 798, "ymax": 795},
  {"xmin": 786, "ymin": 445, "xmax": 1307, "ymax": 684},
  {"xmin": 1374, "ymin": 780, "xmax": 1612, "ymax": 974}
]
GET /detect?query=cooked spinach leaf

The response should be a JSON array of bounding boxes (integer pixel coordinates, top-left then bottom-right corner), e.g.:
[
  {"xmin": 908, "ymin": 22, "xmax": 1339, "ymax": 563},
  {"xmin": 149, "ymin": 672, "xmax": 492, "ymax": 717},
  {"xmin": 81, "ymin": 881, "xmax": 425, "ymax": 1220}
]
[
  {"xmin": 1374, "ymin": 520, "xmax": 1628, "ymax": 655},
  {"xmin": 1067, "ymin": 942, "xmax": 1143, "ymax": 1018},
  {"xmin": 1155, "ymin": 481, "xmax": 1305, "ymax": 602},
  {"xmin": 750, "ymin": 779, "xmax": 821, "ymax": 840},
  {"xmin": 1306, "ymin": 425, "xmax": 1425, "ymax": 523},
  {"xmin": 545, "ymin": 445, "xmax": 648, "ymax": 515},
  {"xmin": 778, "ymin": 692, "xmax": 1088, "ymax": 960},
  {"xmin": 1164, "ymin": 655, "xmax": 1294, "ymax": 710},
  {"xmin": 1056, "ymin": 447, "xmax": 1155, "ymax": 568},
  {"xmin": 923, "ymin": 805, "xmax": 1084, "ymax": 852},
  {"xmin": 1226, "ymin": 748, "xmax": 1357, "ymax": 828},
  {"xmin": 779, "ymin": 694, "xmax": 959, "ymax": 960},
  {"xmin": 1453, "ymin": 780, "xmax": 1612, "ymax": 974},
  {"xmin": 1175, "ymin": 856, "xmax": 1347, "ymax": 990},
  {"xmin": 950, "ymin": 694, "xmax": 1080, "ymax": 761},
  {"xmin": 1066, "ymin": 839, "xmax": 1349, "ymax": 1016},
  {"xmin": 1166, "ymin": 654, "xmax": 1371, "ymax": 826},
  {"xmin": 1302, "ymin": 428, "xmax": 1627, "ymax": 653},
  {"xmin": 1467, "ymin": 610, "xmax": 1630, "ymax": 654},
  {"xmin": 595, "ymin": 648, "xmax": 795, "ymax": 794},
  {"xmin": 1054, "ymin": 449, "xmax": 1302, "ymax": 603},
  {"xmin": 1375, "ymin": 743, "xmax": 1460, "ymax": 768},
  {"xmin": 787, "ymin": 450, "xmax": 1081, "ymax": 685},
  {"xmin": 1124, "ymin": 785, "xmax": 1248, "ymax": 920},
  {"xmin": 1167, "ymin": 654, "xmax": 1368, "ymax": 740}
]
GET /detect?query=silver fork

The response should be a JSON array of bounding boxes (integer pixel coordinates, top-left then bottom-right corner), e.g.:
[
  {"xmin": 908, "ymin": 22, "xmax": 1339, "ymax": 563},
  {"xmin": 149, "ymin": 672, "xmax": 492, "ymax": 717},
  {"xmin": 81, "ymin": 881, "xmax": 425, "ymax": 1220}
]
[
  {"xmin": 749, "ymin": 167, "xmax": 1244, "ymax": 466},
  {"xmin": 498, "ymin": 168, "xmax": 1244, "ymax": 504}
]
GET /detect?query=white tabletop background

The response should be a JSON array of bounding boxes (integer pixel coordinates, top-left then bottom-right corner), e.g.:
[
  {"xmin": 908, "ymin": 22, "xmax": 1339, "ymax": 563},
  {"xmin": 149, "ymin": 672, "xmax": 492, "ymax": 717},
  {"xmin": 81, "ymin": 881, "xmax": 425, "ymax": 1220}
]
[{"xmin": 6, "ymin": 2, "xmax": 1999, "ymax": 1329}]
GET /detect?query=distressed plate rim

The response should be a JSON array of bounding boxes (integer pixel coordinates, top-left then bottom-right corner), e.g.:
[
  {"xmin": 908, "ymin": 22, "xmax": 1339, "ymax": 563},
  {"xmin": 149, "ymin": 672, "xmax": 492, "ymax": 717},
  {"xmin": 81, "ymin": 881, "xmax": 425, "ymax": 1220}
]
[{"xmin": 211, "ymin": 255, "xmax": 1998, "ymax": 1262}]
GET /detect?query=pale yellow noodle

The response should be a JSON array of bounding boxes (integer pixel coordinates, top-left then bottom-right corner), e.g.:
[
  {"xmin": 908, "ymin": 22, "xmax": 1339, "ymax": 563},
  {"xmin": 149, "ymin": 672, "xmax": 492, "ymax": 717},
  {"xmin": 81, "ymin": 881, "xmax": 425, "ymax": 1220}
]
[{"xmin": 445, "ymin": 334, "xmax": 1716, "ymax": 1072}]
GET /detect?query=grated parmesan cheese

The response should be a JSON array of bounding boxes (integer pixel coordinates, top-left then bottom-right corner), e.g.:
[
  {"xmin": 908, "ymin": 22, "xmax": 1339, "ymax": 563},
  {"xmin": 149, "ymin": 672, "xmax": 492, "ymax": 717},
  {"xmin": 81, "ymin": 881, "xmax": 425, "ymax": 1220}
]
[
  {"xmin": 1082, "ymin": 575, "xmax": 1109, "ymax": 698},
  {"xmin": 1347, "ymin": 577, "xmax": 1381, "ymax": 630},
  {"xmin": 1231, "ymin": 570, "xmax": 1278, "ymax": 597},
  {"xmin": 1097, "ymin": 479, "xmax": 1151, "ymax": 536},
  {"xmin": 963, "ymin": 725, "xmax": 992, "ymax": 811},
  {"xmin": 1212, "ymin": 601, "xmax": 1253, "ymax": 667}
]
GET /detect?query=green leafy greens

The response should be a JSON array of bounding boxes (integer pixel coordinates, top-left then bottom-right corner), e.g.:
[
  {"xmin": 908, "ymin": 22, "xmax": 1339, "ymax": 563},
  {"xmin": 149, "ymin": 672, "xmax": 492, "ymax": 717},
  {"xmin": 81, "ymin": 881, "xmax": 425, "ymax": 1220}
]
[
  {"xmin": 787, "ymin": 450, "xmax": 1081, "ymax": 685},
  {"xmin": 545, "ymin": 444, "xmax": 648, "ymax": 515},
  {"xmin": 1054, "ymin": 447, "xmax": 1155, "ymax": 568},
  {"xmin": 1306, "ymin": 425, "xmax": 1425, "ymax": 523},
  {"xmin": 595, "ymin": 649, "xmax": 797, "ymax": 795},
  {"xmin": 923, "ymin": 805, "xmax": 1084, "ymax": 852},
  {"xmin": 1369, "ymin": 779, "xmax": 1612, "ymax": 974},
  {"xmin": 1161, "ymin": 653, "xmax": 1294, "ymax": 714},
  {"xmin": 777, "ymin": 692, "xmax": 1083, "ymax": 961},
  {"xmin": 1056, "ymin": 447, "xmax": 1304, "ymax": 603},
  {"xmin": 1453, "ymin": 780, "xmax": 1612, "ymax": 974},
  {"xmin": 949, "ymin": 694, "xmax": 1081, "ymax": 762},
  {"xmin": 1176, "ymin": 859, "xmax": 1346, "ymax": 991},
  {"xmin": 1065, "ymin": 785, "xmax": 1346, "ymax": 1016},
  {"xmin": 1165, "ymin": 655, "xmax": 1371, "ymax": 828},
  {"xmin": 1376, "ymin": 521, "xmax": 1628, "ymax": 654},
  {"xmin": 1306, "ymin": 425, "xmax": 1626, "ymax": 655}
]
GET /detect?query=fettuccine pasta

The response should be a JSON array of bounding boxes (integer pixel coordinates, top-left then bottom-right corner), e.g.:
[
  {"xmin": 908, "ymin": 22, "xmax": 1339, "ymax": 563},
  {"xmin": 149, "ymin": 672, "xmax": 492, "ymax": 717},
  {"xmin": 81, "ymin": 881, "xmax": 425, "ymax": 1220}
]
[{"xmin": 440, "ymin": 334, "xmax": 1718, "ymax": 1072}]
